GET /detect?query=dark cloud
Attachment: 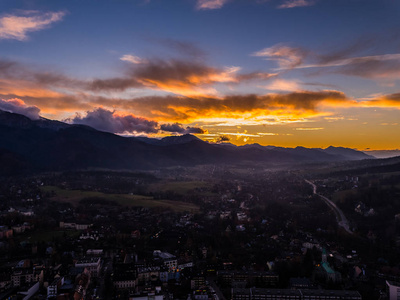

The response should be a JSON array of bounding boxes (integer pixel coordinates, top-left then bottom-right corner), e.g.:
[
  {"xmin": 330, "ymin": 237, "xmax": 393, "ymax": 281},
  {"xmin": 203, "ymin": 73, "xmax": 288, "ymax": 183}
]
[
  {"xmin": 68, "ymin": 107, "xmax": 206, "ymax": 135},
  {"xmin": 94, "ymin": 90, "xmax": 348, "ymax": 121},
  {"xmin": 386, "ymin": 93, "xmax": 400, "ymax": 101},
  {"xmin": 237, "ymin": 72, "xmax": 277, "ymax": 81},
  {"xmin": 0, "ymin": 58, "xmax": 84, "ymax": 90},
  {"xmin": 185, "ymin": 126, "xmax": 207, "ymax": 134},
  {"xmin": 0, "ymin": 59, "xmax": 18, "ymax": 74},
  {"xmin": 160, "ymin": 123, "xmax": 187, "ymax": 133},
  {"xmin": 0, "ymin": 98, "xmax": 41, "ymax": 120},
  {"xmin": 135, "ymin": 59, "xmax": 212, "ymax": 84},
  {"xmin": 334, "ymin": 58, "xmax": 400, "ymax": 79},
  {"xmin": 160, "ymin": 123, "xmax": 207, "ymax": 134},
  {"xmin": 156, "ymin": 38, "xmax": 207, "ymax": 59},
  {"xmin": 317, "ymin": 37, "xmax": 376, "ymax": 65},
  {"xmin": 217, "ymin": 135, "xmax": 230, "ymax": 143},
  {"xmin": 69, "ymin": 108, "xmax": 159, "ymax": 134},
  {"xmin": 301, "ymin": 34, "xmax": 400, "ymax": 79},
  {"xmin": 0, "ymin": 93, "xmax": 92, "ymax": 112},
  {"xmin": 89, "ymin": 58, "xmax": 276, "ymax": 93},
  {"xmin": 89, "ymin": 77, "xmax": 141, "ymax": 91}
]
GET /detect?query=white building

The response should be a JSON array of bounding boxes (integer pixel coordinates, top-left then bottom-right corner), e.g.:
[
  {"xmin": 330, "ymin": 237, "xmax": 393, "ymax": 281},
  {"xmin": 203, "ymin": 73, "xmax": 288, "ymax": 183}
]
[
  {"xmin": 75, "ymin": 257, "xmax": 101, "ymax": 277},
  {"xmin": 387, "ymin": 280, "xmax": 400, "ymax": 300},
  {"xmin": 18, "ymin": 282, "xmax": 39, "ymax": 300},
  {"xmin": 153, "ymin": 251, "xmax": 177, "ymax": 271}
]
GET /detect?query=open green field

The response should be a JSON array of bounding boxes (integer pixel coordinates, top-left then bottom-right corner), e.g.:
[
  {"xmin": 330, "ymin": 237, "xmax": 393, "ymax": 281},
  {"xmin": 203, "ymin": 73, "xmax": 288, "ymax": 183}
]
[
  {"xmin": 332, "ymin": 189, "xmax": 357, "ymax": 203},
  {"xmin": 148, "ymin": 180, "xmax": 211, "ymax": 195},
  {"xmin": 41, "ymin": 186, "xmax": 199, "ymax": 212},
  {"xmin": 27, "ymin": 229, "xmax": 80, "ymax": 242}
]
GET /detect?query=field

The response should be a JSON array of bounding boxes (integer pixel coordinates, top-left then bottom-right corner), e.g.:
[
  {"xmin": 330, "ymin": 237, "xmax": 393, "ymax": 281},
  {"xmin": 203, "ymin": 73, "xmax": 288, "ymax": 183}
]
[
  {"xmin": 148, "ymin": 180, "xmax": 213, "ymax": 195},
  {"xmin": 27, "ymin": 229, "xmax": 80, "ymax": 242},
  {"xmin": 41, "ymin": 186, "xmax": 199, "ymax": 212}
]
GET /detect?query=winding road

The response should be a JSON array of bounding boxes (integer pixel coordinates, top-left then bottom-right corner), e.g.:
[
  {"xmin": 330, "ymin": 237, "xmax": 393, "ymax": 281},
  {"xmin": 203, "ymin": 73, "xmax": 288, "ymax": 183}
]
[{"xmin": 305, "ymin": 179, "xmax": 353, "ymax": 234}]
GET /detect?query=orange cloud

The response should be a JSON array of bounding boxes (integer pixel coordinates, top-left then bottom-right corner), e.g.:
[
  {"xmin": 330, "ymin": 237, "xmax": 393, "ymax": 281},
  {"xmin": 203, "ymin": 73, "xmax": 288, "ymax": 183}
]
[
  {"xmin": 360, "ymin": 93, "xmax": 400, "ymax": 108},
  {"xmin": 91, "ymin": 59, "xmax": 275, "ymax": 96},
  {"xmin": 94, "ymin": 90, "xmax": 348, "ymax": 122}
]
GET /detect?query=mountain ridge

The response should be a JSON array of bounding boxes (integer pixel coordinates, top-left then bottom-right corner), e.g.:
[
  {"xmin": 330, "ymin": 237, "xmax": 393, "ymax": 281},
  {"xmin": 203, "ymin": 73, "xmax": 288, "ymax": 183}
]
[{"xmin": 0, "ymin": 109, "xmax": 374, "ymax": 174}]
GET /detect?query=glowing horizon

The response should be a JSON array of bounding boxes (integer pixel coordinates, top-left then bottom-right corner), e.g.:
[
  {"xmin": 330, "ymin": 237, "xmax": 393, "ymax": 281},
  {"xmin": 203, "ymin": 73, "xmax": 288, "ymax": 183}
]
[{"xmin": 0, "ymin": 0, "xmax": 399, "ymax": 150}]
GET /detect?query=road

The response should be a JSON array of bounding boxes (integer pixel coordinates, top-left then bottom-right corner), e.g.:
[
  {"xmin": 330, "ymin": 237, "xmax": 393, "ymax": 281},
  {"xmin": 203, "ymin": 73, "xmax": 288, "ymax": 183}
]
[
  {"xmin": 207, "ymin": 277, "xmax": 226, "ymax": 300},
  {"xmin": 305, "ymin": 179, "xmax": 353, "ymax": 234}
]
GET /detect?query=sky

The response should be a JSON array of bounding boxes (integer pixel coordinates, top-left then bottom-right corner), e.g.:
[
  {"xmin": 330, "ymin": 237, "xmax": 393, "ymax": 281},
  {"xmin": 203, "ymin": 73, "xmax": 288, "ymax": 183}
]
[{"xmin": 0, "ymin": 0, "xmax": 400, "ymax": 149}]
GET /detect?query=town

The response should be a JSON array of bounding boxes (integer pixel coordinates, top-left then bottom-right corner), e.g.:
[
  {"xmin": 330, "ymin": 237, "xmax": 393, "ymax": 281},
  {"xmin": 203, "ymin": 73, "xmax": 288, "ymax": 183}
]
[{"xmin": 1, "ymin": 164, "xmax": 399, "ymax": 300}]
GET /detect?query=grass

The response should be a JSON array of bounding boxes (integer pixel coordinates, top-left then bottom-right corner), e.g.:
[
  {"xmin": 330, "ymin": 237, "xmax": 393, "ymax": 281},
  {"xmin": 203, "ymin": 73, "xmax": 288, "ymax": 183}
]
[
  {"xmin": 148, "ymin": 180, "xmax": 210, "ymax": 195},
  {"xmin": 332, "ymin": 189, "xmax": 357, "ymax": 203},
  {"xmin": 41, "ymin": 186, "xmax": 199, "ymax": 212},
  {"xmin": 27, "ymin": 229, "xmax": 80, "ymax": 242}
]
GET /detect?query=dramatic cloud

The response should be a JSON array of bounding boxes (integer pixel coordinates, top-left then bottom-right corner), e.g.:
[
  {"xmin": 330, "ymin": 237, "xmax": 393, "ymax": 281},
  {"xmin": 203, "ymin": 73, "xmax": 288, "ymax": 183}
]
[
  {"xmin": 196, "ymin": 0, "xmax": 229, "ymax": 10},
  {"xmin": 95, "ymin": 90, "xmax": 349, "ymax": 122},
  {"xmin": 0, "ymin": 98, "xmax": 41, "ymax": 120},
  {"xmin": 69, "ymin": 108, "xmax": 159, "ymax": 134},
  {"xmin": 69, "ymin": 107, "xmax": 206, "ymax": 135},
  {"xmin": 278, "ymin": 0, "xmax": 315, "ymax": 9},
  {"xmin": 252, "ymin": 44, "xmax": 307, "ymax": 69},
  {"xmin": 92, "ymin": 59, "xmax": 275, "ymax": 96},
  {"xmin": 0, "ymin": 10, "xmax": 66, "ymax": 41},
  {"xmin": 159, "ymin": 123, "xmax": 207, "ymax": 134},
  {"xmin": 360, "ymin": 93, "xmax": 400, "ymax": 108}
]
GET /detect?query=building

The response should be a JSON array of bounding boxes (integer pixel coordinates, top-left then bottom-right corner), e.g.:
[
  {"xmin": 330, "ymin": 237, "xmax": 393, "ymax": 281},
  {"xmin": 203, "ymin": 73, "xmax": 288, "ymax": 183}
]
[
  {"xmin": 86, "ymin": 249, "xmax": 103, "ymax": 256},
  {"xmin": 113, "ymin": 278, "xmax": 137, "ymax": 290},
  {"xmin": 289, "ymin": 278, "xmax": 313, "ymax": 289},
  {"xmin": 129, "ymin": 287, "xmax": 163, "ymax": 300},
  {"xmin": 300, "ymin": 289, "xmax": 361, "ymax": 300},
  {"xmin": 137, "ymin": 266, "xmax": 160, "ymax": 283},
  {"xmin": 153, "ymin": 251, "xmax": 178, "ymax": 271},
  {"xmin": 232, "ymin": 288, "xmax": 361, "ymax": 300},
  {"xmin": 218, "ymin": 270, "xmax": 279, "ymax": 287},
  {"xmin": 0, "ymin": 226, "xmax": 13, "ymax": 239},
  {"xmin": 191, "ymin": 276, "xmax": 206, "ymax": 289},
  {"xmin": 17, "ymin": 282, "xmax": 40, "ymax": 300},
  {"xmin": 113, "ymin": 263, "xmax": 138, "ymax": 290},
  {"xmin": 315, "ymin": 249, "xmax": 341, "ymax": 283},
  {"xmin": 386, "ymin": 281, "xmax": 400, "ymax": 300},
  {"xmin": 11, "ymin": 269, "xmax": 41, "ymax": 287},
  {"xmin": 59, "ymin": 221, "xmax": 92, "ymax": 230},
  {"xmin": 47, "ymin": 277, "xmax": 64, "ymax": 298},
  {"xmin": 74, "ymin": 257, "xmax": 101, "ymax": 277}
]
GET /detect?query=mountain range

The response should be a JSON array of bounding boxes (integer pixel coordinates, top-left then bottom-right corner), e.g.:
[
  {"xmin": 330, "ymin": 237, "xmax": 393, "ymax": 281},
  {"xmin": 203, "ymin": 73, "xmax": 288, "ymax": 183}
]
[{"xmin": 0, "ymin": 109, "xmax": 374, "ymax": 174}]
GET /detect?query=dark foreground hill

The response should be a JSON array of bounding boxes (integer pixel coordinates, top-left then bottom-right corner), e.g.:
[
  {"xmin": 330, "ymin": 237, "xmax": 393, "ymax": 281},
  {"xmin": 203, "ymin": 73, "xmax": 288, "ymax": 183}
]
[{"xmin": 0, "ymin": 110, "xmax": 374, "ymax": 174}]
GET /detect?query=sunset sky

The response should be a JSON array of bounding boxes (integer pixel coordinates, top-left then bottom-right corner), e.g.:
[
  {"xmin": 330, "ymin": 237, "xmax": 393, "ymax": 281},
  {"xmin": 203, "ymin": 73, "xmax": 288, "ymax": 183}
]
[{"xmin": 0, "ymin": 0, "xmax": 400, "ymax": 149}]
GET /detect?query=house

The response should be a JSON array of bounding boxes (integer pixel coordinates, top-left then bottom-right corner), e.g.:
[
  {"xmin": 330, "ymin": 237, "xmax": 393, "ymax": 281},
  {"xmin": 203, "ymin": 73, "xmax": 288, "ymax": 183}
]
[{"xmin": 74, "ymin": 257, "xmax": 101, "ymax": 277}]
